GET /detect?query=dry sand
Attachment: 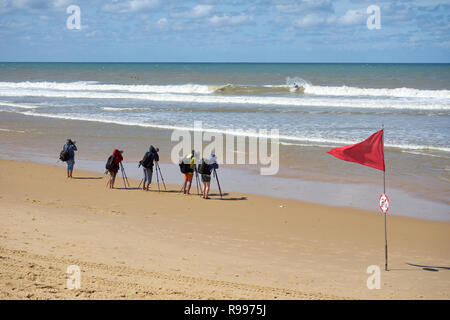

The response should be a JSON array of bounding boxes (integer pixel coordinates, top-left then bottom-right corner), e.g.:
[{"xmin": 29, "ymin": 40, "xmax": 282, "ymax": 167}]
[{"xmin": 0, "ymin": 159, "xmax": 449, "ymax": 299}]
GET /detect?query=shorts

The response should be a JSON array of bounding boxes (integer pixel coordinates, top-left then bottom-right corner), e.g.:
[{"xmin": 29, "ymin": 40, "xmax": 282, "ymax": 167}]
[
  {"xmin": 184, "ymin": 173, "xmax": 193, "ymax": 182},
  {"xmin": 66, "ymin": 159, "xmax": 74, "ymax": 171},
  {"xmin": 201, "ymin": 174, "xmax": 211, "ymax": 183}
]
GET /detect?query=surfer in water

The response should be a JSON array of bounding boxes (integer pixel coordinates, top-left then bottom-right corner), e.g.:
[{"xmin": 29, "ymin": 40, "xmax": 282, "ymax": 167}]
[{"xmin": 292, "ymin": 83, "xmax": 303, "ymax": 92}]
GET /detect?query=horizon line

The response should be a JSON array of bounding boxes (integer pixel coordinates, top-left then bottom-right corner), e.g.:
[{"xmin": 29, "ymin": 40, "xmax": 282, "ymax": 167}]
[{"xmin": 1, "ymin": 61, "xmax": 450, "ymax": 64}]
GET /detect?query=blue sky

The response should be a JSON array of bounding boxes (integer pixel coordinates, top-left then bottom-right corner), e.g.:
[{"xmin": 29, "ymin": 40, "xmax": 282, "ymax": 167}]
[{"xmin": 0, "ymin": 0, "xmax": 449, "ymax": 62}]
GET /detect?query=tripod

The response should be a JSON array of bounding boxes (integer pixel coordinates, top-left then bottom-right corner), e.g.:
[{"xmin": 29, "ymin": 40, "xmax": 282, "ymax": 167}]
[
  {"xmin": 119, "ymin": 162, "xmax": 131, "ymax": 189},
  {"xmin": 212, "ymin": 168, "xmax": 223, "ymax": 199},
  {"xmin": 154, "ymin": 161, "xmax": 166, "ymax": 192},
  {"xmin": 138, "ymin": 162, "xmax": 166, "ymax": 192},
  {"xmin": 194, "ymin": 169, "xmax": 201, "ymax": 196}
]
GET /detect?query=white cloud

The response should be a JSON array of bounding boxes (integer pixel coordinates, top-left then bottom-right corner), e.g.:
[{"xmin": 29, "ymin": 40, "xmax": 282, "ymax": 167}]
[
  {"xmin": 292, "ymin": 8, "xmax": 367, "ymax": 28},
  {"xmin": 102, "ymin": 0, "xmax": 159, "ymax": 14},
  {"xmin": 190, "ymin": 4, "xmax": 212, "ymax": 18},
  {"xmin": 171, "ymin": 4, "xmax": 213, "ymax": 19},
  {"xmin": 276, "ymin": 0, "xmax": 333, "ymax": 14},
  {"xmin": 208, "ymin": 14, "xmax": 252, "ymax": 26},
  {"xmin": 86, "ymin": 30, "xmax": 100, "ymax": 38},
  {"xmin": 336, "ymin": 9, "xmax": 365, "ymax": 25},
  {"xmin": 293, "ymin": 13, "xmax": 325, "ymax": 27},
  {"xmin": 10, "ymin": 0, "xmax": 48, "ymax": 9},
  {"xmin": 1, "ymin": 0, "xmax": 73, "ymax": 12},
  {"xmin": 52, "ymin": 0, "xmax": 70, "ymax": 8}
]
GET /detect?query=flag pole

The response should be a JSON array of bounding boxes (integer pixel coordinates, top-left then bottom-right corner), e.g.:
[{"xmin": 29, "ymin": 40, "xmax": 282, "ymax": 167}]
[{"xmin": 383, "ymin": 124, "xmax": 388, "ymax": 271}]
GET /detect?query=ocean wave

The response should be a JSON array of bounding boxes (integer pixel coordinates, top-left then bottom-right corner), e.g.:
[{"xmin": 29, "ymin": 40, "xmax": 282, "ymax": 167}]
[
  {"xmin": 0, "ymin": 128, "xmax": 26, "ymax": 133},
  {"xmin": 0, "ymin": 101, "xmax": 39, "ymax": 109},
  {"xmin": 102, "ymin": 107, "xmax": 150, "ymax": 111},
  {"xmin": 100, "ymin": 105, "xmax": 448, "ymax": 115},
  {"xmin": 402, "ymin": 150, "xmax": 450, "ymax": 159},
  {"xmin": 0, "ymin": 81, "xmax": 213, "ymax": 94},
  {"xmin": 209, "ymin": 84, "xmax": 303, "ymax": 94},
  {"xmin": 0, "ymin": 89, "xmax": 448, "ymax": 110},
  {"xmin": 13, "ymin": 110, "xmax": 450, "ymax": 153},
  {"xmin": 1, "ymin": 81, "xmax": 449, "ymax": 99},
  {"xmin": 303, "ymin": 84, "xmax": 450, "ymax": 99}
]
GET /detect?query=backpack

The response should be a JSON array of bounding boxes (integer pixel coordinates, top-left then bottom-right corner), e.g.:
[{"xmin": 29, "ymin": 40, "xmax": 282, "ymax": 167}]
[
  {"xmin": 59, "ymin": 148, "xmax": 70, "ymax": 162},
  {"xmin": 140, "ymin": 152, "xmax": 153, "ymax": 168},
  {"xmin": 198, "ymin": 159, "xmax": 211, "ymax": 175},
  {"xmin": 105, "ymin": 155, "xmax": 119, "ymax": 171},
  {"xmin": 179, "ymin": 159, "xmax": 193, "ymax": 174}
]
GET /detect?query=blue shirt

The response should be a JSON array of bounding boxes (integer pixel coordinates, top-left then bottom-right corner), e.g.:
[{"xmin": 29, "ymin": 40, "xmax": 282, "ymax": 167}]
[{"xmin": 63, "ymin": 144, "xmax": 77, "ymax": 160}]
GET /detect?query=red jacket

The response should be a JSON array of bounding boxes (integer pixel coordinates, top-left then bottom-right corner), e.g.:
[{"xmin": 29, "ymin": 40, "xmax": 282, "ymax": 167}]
[{"xmin": 109, "ymin": 149, "xmax": 123, "ymax": 173}]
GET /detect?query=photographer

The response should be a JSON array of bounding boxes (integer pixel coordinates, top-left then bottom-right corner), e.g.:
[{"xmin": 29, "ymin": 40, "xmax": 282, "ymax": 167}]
[
  {"xmin": 63, "ymin": 139, "xmax": 77, "ymax": 178},
  {"xmin": 200, "ymin": 153, "xmax": 219, "ymax": 199},
  {"xmin": 139, "ymin": 145, "xmax": 159, "ymax": 191}
]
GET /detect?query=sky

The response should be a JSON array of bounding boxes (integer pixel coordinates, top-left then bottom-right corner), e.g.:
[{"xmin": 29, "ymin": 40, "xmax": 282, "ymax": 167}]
[{"xmin": 0, "ymin": 0, "xmax": 449, "ymax": 62}]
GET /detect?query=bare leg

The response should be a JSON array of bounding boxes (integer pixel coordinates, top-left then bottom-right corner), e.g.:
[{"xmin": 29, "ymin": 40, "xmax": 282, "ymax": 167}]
[
  {"xmin": 186, "ymin": 181, "xmax": 192, "ymax": 195},
  {"xmin": 182, "ymin": 179, "xmax": 188, "ymax": 194},
  {"xmin": 110, "ymin": 174, "xmax": 116, "ymax": 189},
  {"xmin": 204, "ymin": 181, "xmax": 210, "ymax": 199}
]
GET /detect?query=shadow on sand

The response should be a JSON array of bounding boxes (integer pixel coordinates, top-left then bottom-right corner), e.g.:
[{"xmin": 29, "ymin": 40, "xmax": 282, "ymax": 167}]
[
  {"xmin": 212, "ymin": 197, "xmax": 247, "ymax": 201},
  {"xmin": 406, "ymin": 263, "xmax": 450, "ymax": 272},
  {"xmin": 108, "ymin": 185, "xmax": 247, "ymax": 200},
  {"xmin": 72, "ymin": 176, "xmax": 103, "ymax": 180},
  {"xmin": 147, "ymin": 189, "xmax": 184, "ymax": 194}
]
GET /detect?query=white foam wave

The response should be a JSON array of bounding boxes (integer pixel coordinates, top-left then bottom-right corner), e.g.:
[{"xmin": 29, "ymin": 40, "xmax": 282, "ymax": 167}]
[
  {"xmin": 0, "ymin": 128, "xmax": 26, "ymax": 133},
  {"xmin": 402, "ymin": 150, "xmax": 450, "ymax": 159},
  {"xmin": 14, "ymin": 110, "xmax": 450, "ymax": 153},
  {"xmin": 102, "ymin": 107, "xmax": 149, "ymax": 111},
  {"xmin": 0, "ymin": 81, "xmax": 212, "ymax": 94},
  {"xmin": 1, "ymin": 81, "xmax": 449, "ymax": 100},
  {"xmin": 0, "ymin": 89, "xmax": 448, "ymax": 110},
  {"xmin": 304, "ymin": 84, "xmax": 450, "ymax": 99},
  {"xmin": 0, "ymin": 101, "xmax": 39, "ymax": 109}
]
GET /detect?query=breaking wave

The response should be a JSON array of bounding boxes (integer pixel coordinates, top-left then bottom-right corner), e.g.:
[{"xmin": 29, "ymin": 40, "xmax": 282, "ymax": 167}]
[
  {"xmin": 0, "ymin": 88, "xmax": 448, "ymax": 110},
  {"xmin": 0, "ymin": 81, "xmax": 449, "ymax": 100},
  {"xmin": 11, "ymin": 109, "xmax": 450, "ymax": 153}
]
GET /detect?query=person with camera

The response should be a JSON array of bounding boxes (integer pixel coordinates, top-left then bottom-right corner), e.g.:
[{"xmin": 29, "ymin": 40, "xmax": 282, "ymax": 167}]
[
  {"xmin": 199, "ymin": 153, "xmax": 219, "ymax": 199},
  {"xmin": 139, "ymin": 145, "xmax": 159, "ymax": 191},
  {"xmin": 106, "ymin": 149, "xmax": 124, "ymax": 189},
  {"xmin": 180, "ymin": 150, "xmax": 196, "ymax": 195},
  {"xmin": 63, "ymin": 139, "xmax": 77, "ymax": 178}
]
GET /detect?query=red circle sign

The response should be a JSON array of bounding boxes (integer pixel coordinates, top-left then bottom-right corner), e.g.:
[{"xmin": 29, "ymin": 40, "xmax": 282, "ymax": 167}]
[{"xmin": 379, "ymin": 193, "xmax": 389, "ymax": 213}]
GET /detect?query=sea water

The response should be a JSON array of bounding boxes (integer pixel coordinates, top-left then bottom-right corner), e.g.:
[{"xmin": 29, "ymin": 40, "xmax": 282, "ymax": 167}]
[{"xmin": 0, "ymin": 63, "xmax": 449, "ymax": 219}]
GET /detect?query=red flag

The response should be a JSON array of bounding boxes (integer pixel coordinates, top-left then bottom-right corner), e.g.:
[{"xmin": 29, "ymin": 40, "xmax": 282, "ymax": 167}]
[{"xmin": 327, "ymin": 129, "xmax": 385, "ymax": 171}]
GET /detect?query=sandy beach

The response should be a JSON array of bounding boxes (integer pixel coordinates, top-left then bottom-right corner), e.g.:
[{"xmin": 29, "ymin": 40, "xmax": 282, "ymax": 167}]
[
  {"xmin": 1, "ymin": 0, "xmax": 449, "ymax": 306},
  {"xmin": 0, "ymin": 159, "xmax": 449, "ymax": 300}
]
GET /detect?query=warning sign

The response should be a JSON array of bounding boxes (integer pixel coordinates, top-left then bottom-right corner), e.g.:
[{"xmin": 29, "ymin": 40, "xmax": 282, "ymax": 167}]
[{"xmin": 379, "ymin": 193, "xmax": 389, "ymax": 214}]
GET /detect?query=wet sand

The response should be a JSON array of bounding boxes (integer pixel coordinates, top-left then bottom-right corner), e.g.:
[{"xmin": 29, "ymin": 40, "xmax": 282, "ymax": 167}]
[
  {"xmin": 0, "ymin": 159, "xmax": 449, "ymax": 299},
  {"xmin": 0, "ymin": 111, "xmax": 449, "ymax": 214}
]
